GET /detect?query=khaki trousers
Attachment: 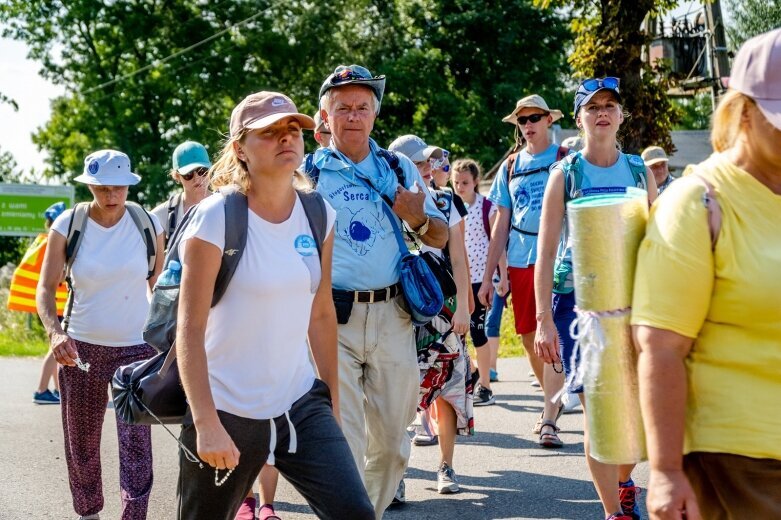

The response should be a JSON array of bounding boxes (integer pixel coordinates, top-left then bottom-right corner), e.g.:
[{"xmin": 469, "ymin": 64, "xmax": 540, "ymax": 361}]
[{"xmin": 337, "ymin": 296, "xmax": 419, "ymax": 519}]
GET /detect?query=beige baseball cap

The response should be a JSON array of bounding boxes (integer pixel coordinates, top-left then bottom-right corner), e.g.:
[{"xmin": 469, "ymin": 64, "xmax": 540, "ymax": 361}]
[
  {"xmin": 502, "ymin": 94, "xmax": 563, "ymax": 125},
  {"xmin": 641, "ymin": 146, "xmax": 669, "ymax": 166},
  {"xmin": 229, "ymin": 91, "xmax": 315, "ymax": 138}
]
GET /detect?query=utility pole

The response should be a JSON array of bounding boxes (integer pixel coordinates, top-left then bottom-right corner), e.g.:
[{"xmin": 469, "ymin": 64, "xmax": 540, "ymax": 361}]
[{"xmin": 705, "ymin": 0, "xmax": 730, "ymax": 108}]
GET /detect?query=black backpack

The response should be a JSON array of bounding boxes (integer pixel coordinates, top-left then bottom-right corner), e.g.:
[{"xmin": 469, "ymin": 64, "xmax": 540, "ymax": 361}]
[{"xmin": 112, "ymin": 186, "xmax": 328, "ymax": 425}]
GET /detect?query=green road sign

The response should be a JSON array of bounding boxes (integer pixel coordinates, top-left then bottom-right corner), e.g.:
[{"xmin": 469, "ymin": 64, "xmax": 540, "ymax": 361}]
[{"xmin": 0, "ymin": 184, "xmax": 75, "ymax": 237}]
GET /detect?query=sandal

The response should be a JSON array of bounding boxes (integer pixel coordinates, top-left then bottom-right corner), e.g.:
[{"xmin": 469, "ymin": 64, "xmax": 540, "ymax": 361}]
[
  {"xmin": 533, "ymin": 400, "xmax": 565, "ymax": 434},
  {"xmin": 538, "ymin": 419, "xmax": 563, "ymax": 448},
  {"xmin": 259, "ymin": 504, "xmax": 282, "ymax": 520}
]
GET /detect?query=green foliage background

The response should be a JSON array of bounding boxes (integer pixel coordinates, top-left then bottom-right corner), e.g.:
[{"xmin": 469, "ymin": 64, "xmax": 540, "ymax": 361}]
[{"xmin": 1, "ymin": 0, "xmax": 573, "ymax": 207}]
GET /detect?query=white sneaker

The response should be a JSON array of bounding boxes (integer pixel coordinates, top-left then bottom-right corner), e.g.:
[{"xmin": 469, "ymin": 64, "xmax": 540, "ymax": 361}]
[
  {"xmin": 562, "ymin": 392, "xmax": 581, "ymax": 413},
  {"xmin": 437, "ymin": 462, "xmax": 460, "ymax": 494}
]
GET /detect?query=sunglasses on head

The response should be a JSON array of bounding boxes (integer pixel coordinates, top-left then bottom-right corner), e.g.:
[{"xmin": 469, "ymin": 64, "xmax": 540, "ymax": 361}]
[
  {"xmin": 580, "ymin": 77, "xmax": 620, "ymax": 93},
  {"xmin": 516, "ymin": 113, "xmax": 548, "ymax": 125},
  {"xmin": 332, "ymin": 69, "xmax": 367, "ymax": 84},
  {"xmin": 429, "ymin": 150, "xmax": 450, "ymax": 172},
  {"xmin": 180, "ymin": 167, "xmax": 209, "ymax": 181}
]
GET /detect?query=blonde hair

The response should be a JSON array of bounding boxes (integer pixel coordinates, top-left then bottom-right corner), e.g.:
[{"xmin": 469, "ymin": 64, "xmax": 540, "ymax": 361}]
[
  {"xmin": 711, "ymin": 90, "xmax": 756, "ymax": 153},
  {"xmin": 209, "ymin": 131, "xmax": 312, "ymax": 193},
  {"xmin": 451, "ymin": 158, "xmax": 483, "ymax": 192}
]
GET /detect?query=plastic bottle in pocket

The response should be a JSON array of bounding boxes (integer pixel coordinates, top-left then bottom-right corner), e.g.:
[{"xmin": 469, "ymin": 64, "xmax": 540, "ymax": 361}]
[{"xmin": 156, "ymin": 260, "xmax": 181, "ymax": 287}]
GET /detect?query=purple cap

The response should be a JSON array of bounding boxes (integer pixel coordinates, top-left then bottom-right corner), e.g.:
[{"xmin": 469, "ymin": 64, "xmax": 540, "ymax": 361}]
[{"xmin": 729, "ymin": 28, "xmax": 781, "ymax": 131}]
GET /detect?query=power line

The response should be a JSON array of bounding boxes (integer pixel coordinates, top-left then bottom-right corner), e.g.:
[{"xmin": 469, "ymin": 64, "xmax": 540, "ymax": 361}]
[{"xmin": 81, "ymin": 3, "xmax": 280, "ymax": 95}]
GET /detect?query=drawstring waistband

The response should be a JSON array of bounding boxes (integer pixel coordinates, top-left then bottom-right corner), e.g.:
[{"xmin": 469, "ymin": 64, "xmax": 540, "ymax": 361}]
[{"xmin": 266, "ymin": 410, "xmax": 298, "ymax": 466}]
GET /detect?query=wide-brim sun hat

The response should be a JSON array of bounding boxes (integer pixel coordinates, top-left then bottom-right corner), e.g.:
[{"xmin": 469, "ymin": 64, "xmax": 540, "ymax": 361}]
[
  {"xmin": 319, "ymin": 65, "xmax": 386, "ymax": 105},
  {"xmin": 388, "ymin": 135, "xmax": 444, "ymax": 162},
  {"xmin": 728, "ymin": 28, "xmax": 781, "ymax": 131},
  {"xmin": 503, "ymin": 94, "xmax": 564, "ymax": 125},
  {"xmin": 641, "ymin": 146, "xmax": 669, "ymax": 166},
  {"xmin": 230, "ymin": 91, "xmax": 315, "ymax": 139},
  {"xmin": 172, "ymin": 141, "xmax": 212, "ymax": 175},
  {"xmin": 573, "ymin": 77, "xmax": 623, "ymax": 117},
  {"xmin": 73, "ymin": 149, "xmax": 141, "ymax": 186}
]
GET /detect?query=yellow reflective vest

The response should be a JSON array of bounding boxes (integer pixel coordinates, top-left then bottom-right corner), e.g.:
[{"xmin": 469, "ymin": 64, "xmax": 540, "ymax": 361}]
[{"xmin": 7, "ymin": 233, "xmax": 67, "ymax": 315}]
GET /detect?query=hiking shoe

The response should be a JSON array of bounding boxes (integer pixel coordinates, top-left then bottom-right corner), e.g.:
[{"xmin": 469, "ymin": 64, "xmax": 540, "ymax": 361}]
[
  {"xmin": 391, "ymin": 479, "xmax": 405, "ymax": 505},
  {"xmin": 78, "ymin": 515, "xmax": 100, "ymax": 520},
  {"xmin": 33, "ymin": 389, "xmax": 60, "ymax": 405},
  {"xmin": 605, "ymin": 514, "xmax": 632, "ymax": 520},
  {"xmin": 437, "ymin": 462, "xmax": 460, "ymax": 494},
  {"xmin": 489, "ymin": 368, "xmax": 499, "ymax": 382},
  {"xmin": 413, "ymin": 433, "xmax": 438, "ymax": 446},
  {"xmin": 473, "ymin": 385, "xmax": 495, "ymax": 406},
  {"xmin": 562, "ymin": 391, "xmax": 581, "ymax": 413},
  {"xmin": 619, "ymin": 479, "xmax": 641, "ymax": 520}
]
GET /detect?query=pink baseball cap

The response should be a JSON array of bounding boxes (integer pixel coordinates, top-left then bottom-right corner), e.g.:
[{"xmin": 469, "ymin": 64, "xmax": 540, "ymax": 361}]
[
  {"xmin": 229, "ymin": 91, "xmax": 315, "ymax": 138},
  {"xmin": 729, "ymin": 28, "xmax": 781, "ymax": 131}
]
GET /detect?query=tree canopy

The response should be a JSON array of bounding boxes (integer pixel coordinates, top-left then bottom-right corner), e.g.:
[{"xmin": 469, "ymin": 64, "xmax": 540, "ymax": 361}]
[
  {"xmin": 726, "ymin": 0, "xmax": 781, "ymax": 51},
  {"xmin": 1, "ymin": 0, "xmax": 572, "ymax": 204}
]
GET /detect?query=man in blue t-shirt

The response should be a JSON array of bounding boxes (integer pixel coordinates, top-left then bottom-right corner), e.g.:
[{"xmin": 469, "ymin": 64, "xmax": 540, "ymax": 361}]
[
  {"xmin": 313, "ymin": 64, "xmax": 447, "ymax": 517},
  {"xmin": 478, "ymin": 94, "xmax": 570, "ymax": 448}
]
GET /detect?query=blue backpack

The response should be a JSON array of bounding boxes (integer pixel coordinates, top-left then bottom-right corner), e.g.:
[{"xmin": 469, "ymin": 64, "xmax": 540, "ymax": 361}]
[{"xmin": 560, "ymin": 152, "xmax": 648, "ymax": 202}]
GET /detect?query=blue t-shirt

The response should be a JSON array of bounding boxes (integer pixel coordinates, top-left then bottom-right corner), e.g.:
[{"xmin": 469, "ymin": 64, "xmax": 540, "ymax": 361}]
[
  {"xmin": 313, "ymin": 138, "xmax": 445, "ymax": 290},
  {"xmin": 489, "ymin": 143, "xmax": 564, "ymax": 268},
  {"xmin": 559, "ymin": 152, "xmax": 640, "ymax": 263}
]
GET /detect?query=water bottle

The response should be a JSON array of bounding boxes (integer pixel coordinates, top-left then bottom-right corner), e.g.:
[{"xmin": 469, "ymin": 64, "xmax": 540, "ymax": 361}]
[{"xmin": 156, "ymin": 260, "xmax": 182, "ymax": 287}]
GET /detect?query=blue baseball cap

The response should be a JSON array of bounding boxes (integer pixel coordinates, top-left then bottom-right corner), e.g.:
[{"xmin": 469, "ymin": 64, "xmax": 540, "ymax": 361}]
[
  {"xmin": 319, "ymin": 65, "xmax": 386, "ymax": 107},
  {"xmin": 172, "ymin": 141, "xmax": 211, "ymax": 175},
  {"xmin": 573, "ymin": 77, "xmax": 622, "ymax": 117},
  {"xmin": 44, "ymin": 201, "xmax": 66, "ymax": 222}
]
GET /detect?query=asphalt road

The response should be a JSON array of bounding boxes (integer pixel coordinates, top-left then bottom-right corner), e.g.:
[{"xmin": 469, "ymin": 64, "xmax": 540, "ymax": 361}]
[{"xmin": 0, "ymin": 356, "xmax": 648, "ymax": 520}]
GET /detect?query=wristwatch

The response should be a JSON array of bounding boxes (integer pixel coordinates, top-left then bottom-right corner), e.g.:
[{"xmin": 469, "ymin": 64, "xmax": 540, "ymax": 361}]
[{"xmin": 414, "ymin": 216, "xmax": 430, "ymax": 236}]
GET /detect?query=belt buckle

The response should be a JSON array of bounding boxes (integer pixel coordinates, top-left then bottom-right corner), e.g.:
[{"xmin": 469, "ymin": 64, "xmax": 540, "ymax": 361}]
[{"xmin": 368, "ymin": 290, "xmax": 376, "ymax": 304}]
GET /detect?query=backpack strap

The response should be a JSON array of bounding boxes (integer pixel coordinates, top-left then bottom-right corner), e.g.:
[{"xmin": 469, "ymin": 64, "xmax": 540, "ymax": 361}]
[
  {"xmin": 376, "ymin": 148, "xmax": 406, "ymax": 188},
  {"xmin": 211, "ymin": 186, "xmax": 249, "ymax": 307},
  {"xmin": 626, "ymin": 154, "xmax": 649, "ymax": 192},
  {"xmin": 432, "ymin": 189, "xmax": 453, "ymax": 222},
  {"xmin": 304, "ymin": 153, "xmax": 319, "ymax": 186},
  {"xmin": 166, "ymin": 193, "xmax": 181, "ymax": 242},
  {"xmin": 481, "ymin": 197, "xmax": 492, "ymax": 239},
  {"xmin": 298, "ymin": 190, "xmax": 328, "ymax": 261},
  {"xmin": 561, "ymin": 153, "xmax": 584, "ymax": 203},
  {"xmin": 62, "ymin": 202, "xmax": 90, "ymax": 332},
  {"xmin": 505, "ymin": 153, "xmax": 518, "ymax": 185},
  {"xmin": 125, "ymin": 202, "xmax": 158, "ymax": 280}
]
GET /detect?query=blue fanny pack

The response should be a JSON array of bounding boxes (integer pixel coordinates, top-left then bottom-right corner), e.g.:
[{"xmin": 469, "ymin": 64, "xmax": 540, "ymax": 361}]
[{"xmin": 353, "ymin": 171, "xmax": 444, "ymax": 325}]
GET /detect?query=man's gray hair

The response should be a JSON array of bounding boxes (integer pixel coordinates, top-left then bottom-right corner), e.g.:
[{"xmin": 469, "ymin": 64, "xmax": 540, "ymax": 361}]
[{"xmin": 320, "ymin": 88, "xmax": 381, "ymax": 116}]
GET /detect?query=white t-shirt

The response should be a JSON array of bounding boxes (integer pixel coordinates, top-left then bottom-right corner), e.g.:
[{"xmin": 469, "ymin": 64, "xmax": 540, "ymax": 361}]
[
  {"xmin": 51, "ymin": 208, "xmax": 163, "ymax": 346},
  {"xmin": 464, "ymin": 194, "xmax": 497, "ymax": 283},
  {"xmin": 421, "ymin": 189, "xmax": 462, "ymax": 258},
  {"xmin": 179, "ymin": 192, "xmax": 336, "ymax": 420}
]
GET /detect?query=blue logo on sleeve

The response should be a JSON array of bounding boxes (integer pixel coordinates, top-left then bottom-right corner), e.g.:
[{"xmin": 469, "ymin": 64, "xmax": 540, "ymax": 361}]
[{"xmin": 294, "ymin": 235, "xmax": 317, "ymax": 257}]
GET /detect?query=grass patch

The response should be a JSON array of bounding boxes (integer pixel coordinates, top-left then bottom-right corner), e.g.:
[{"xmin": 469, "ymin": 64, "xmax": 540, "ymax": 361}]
[
  {"xmin": 0, "ymin": 285, "xmax": 50, "ymax": 357},
  {"xmin": 466, "ymin": 294, "xmax": 526, "ymax": 359}
]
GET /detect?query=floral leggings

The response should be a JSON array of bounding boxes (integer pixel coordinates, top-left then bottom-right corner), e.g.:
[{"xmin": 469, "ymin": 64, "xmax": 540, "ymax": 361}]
[{"xmin": 59, "ymin": 340, "xmax": 155, "ymax": 519}]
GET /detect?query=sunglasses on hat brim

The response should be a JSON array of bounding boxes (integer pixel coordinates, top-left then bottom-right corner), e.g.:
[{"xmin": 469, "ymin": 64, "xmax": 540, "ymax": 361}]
[
  {"xmin": 180, "ymin": 167, "xmax": 209, "ymax": 181},
  {"xmin": 579, "ymin": 77, "xmax": 621, "ymax": 93}
]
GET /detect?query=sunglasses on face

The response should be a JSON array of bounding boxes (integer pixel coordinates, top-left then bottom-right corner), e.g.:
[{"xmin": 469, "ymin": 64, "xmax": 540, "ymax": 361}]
[
  {"xmin": 180, "ymin": 167, "xmax": 209, "ymax": 181},
  {"xmin": 580, "ymin": 77, "xmax": 620, "ymax": 93},
  {"xmin": 516, "ymin": 113, "xmax": 548, "ymax": 125}
]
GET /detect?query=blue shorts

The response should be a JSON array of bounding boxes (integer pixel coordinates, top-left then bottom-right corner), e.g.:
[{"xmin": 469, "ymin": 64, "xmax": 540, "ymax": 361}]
[
  {"xmin": 485, "ymin": 290, "xmax": 507, "ymax": 338},
  {"xmin": 552, "ymin": 291, "xmax": 582, "ymax": 393}
]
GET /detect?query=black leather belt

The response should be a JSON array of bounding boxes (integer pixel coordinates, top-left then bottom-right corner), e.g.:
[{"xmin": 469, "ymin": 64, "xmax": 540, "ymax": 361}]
[{"xmin": 333, "ymin": 283, "xmax": 402, "ymax": 304}]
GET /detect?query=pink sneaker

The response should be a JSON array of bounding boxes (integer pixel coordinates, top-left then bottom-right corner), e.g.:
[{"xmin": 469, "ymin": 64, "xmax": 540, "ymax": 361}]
[
  {"xmin": 258, "ymin": 503, "xmax": 282, "ymax": 520},
  {"xmin": 234, "ymin": 497, "xmax": 256, "ymax": 520}
]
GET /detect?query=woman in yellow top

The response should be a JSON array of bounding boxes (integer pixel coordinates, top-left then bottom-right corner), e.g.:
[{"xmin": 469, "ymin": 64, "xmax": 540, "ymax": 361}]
[{"xmin": 632, "ymin": 29, "xmax": 781, "ymax": 520}]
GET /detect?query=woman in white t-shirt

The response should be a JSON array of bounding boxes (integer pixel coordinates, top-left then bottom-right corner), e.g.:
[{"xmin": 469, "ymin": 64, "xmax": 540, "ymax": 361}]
[
  {"xmin": 37, "ymin": 149, "xmax": 165, "ymax": 520},
  {"xmin": 174, "ymin": 91, "xmax": 373, "ymax": 520}
]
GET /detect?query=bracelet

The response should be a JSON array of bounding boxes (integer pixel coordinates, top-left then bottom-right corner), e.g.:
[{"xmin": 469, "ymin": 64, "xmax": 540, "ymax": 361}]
[{"xmin": 535, "ymin": 309, "xmax": 552, "ymax": 319}]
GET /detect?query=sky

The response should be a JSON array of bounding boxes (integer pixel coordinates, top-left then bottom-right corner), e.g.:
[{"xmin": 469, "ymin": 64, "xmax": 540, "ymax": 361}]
[{"xmin": 0, "ymin": 2, "xmax": 728, "ymax": 177}]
